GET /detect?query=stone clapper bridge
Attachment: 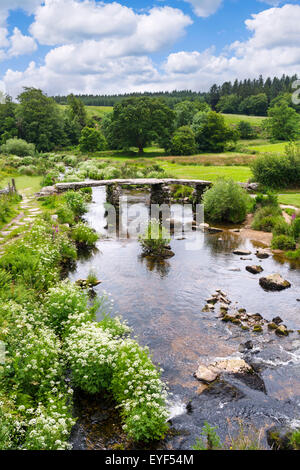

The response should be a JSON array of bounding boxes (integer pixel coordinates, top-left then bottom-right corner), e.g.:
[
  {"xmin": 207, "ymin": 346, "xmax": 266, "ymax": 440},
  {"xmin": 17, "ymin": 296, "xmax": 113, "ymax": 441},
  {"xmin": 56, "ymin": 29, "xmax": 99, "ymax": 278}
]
[{"xmin": 52, "ymin": 179, "xmax": 257, "ymax": 206}]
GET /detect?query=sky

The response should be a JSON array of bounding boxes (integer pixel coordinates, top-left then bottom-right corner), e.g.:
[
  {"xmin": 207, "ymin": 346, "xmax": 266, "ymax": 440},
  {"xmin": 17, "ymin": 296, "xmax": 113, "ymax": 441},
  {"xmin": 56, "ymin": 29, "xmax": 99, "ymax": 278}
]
[{"xmin": 0, "ymin": 0, "xmax": 299, "ymax": 97}]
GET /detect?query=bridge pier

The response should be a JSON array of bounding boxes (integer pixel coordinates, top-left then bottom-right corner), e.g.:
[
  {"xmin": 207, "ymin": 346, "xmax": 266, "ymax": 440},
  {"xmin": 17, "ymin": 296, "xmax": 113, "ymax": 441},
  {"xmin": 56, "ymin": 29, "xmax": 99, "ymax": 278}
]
[
  {"xmin": 150, "ymin": 184, "xmax": 171, "ymax": 206},
  {"xmin": 106, "ymin": 184, "xmax": 122, "ymax": 207},
  {"xmin": 192, "ymin": 183, "xmax": 208, "ymax": 206}
]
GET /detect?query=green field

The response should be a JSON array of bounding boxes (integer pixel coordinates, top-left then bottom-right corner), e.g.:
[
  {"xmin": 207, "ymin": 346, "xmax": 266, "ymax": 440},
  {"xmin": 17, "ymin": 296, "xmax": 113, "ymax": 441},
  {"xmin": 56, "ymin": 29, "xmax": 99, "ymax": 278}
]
[
  {"xmin": 222, "ymin": 114, "xmax": 266, "ymax": 126},
  {"xmin": 157, "ymin": 161, "xmax": 252, "ymax": 182},
  {"xmin": 247, "ymin": 142, "xmax": 294, "ymax": 154},
  {"xmin": 2, "ymin": 175, "xmax": 42, "ymax": 195},
  {"xmin": 278, "ymin": 193, "xmax": 300, "ymax": 208},
  {"xmin": 59, "ymin": 105, "xmax": 113, "ymax": 119}
]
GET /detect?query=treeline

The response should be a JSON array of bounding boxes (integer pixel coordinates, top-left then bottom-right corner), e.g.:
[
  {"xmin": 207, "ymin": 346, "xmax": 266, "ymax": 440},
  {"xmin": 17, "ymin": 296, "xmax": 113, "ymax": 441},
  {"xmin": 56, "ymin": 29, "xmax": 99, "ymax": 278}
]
[
  {"xmin": 53, "ymin": 74, "xmax": 298, "ymax": 116},
  {"xmin": 53, "ymin": 90, "xmax": 206, "ymax": 108}
]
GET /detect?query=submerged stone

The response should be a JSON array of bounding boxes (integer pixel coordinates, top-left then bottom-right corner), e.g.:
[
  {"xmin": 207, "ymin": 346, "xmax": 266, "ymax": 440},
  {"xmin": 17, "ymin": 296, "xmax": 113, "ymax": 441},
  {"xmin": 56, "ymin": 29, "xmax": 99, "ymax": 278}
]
[{"xmin": 246, "ymin": 265, "xmax": 264, "ymax": 275}]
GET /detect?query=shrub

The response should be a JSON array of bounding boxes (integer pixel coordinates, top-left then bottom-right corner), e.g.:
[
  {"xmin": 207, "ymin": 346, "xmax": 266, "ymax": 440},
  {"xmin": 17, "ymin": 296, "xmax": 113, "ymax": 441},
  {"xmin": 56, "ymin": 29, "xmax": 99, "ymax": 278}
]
[
  {"xmin": 292, "ymin": 217, "xmax": 300, "ymax": 241},
  {"xmin": 1, "ymin": 138, "xmax": 35, "ymax": 157},
  {"xmin": 252, "ymin": 205, "xmax": 283, "ymax": 232},
  {"xmin": 271, "ymin": 235, "xmax": 296, "ymax": 251},
  {"xmin": 71, "ymin": 223, "xmax": 99, "ymax": 247},
  {"xmin": 237, "ymin": 121, "xmax": 257, "ymax": 139},
  {"xmin": 64, "ymin": 191, "xmax": 87, "ymax": 217},
  {"xmin": 272, "ymin": 220, "xmax": 293, "ymax": 237},
  {"xmin": 56, "ymin": 205, "xmax": 75, "ymax": 226},
  {"xmin": 203, "ymin": 179, "xmax": 252, "ymax": 224},
  {"xmin": 170, "ymin": 126, "xmax": 197, "ymax": 156},
  {"xmin": 43, "ymin": 281, "xmax": 93, "ymax": 335},
  {"xmin": 251, "ymin": 143, "xmax": 300, "ymax": 189},
  {"xmin": 79, "ymin": 127, "xmax": 107, "ymax": 153},
  {"xmin": 139, "ymin": 220, "xmax": 171, "ymax": 258}
]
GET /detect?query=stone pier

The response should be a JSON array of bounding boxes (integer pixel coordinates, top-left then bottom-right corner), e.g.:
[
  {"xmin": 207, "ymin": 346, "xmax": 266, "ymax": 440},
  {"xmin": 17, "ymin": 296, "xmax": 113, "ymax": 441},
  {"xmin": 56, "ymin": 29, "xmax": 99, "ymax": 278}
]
[{"xmin": 150, "ymin": 183, "xmax": 171, "ymax": 206}]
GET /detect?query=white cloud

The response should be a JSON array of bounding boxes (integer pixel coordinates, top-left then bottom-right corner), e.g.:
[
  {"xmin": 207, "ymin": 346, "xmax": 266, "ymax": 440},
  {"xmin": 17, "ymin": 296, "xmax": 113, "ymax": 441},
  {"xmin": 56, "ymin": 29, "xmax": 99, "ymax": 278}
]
[
  {"xmin": 3, "ymin": 3, "xmax": 300, "ymax": 98},
  {"xmin": 184, "ymin": 0, "xmax": 223, "ymax": 17},
  {"xmin": 0, "ymin": 0, "xmax": 42, "ymax": 24},
  {"xmin": 30, "ymin": 1, "xmax": 192, "ymax": 47},
  {"xmin": 8, "ymin": 27, "xmax": 37, "ymax": 57}
]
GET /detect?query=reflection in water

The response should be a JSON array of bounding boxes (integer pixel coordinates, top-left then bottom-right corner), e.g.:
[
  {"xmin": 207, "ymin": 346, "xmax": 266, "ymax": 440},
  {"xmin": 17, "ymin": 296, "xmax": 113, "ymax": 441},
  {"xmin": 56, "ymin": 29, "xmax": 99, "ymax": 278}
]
[
  {"xmin": 70, "ymin": 187, "xmax": 300, "ymax": 449},
  {"xmin": 139, "ymin": 255, "xmax": 171, "ymax": 278}
]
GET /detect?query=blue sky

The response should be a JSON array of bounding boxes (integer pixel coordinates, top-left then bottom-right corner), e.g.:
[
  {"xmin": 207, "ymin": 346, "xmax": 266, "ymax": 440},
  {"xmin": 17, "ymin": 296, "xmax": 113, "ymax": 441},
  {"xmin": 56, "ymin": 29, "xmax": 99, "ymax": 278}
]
[{"xmin": 0, "ymin": 1, "xmax": 299, "ymax": 97}]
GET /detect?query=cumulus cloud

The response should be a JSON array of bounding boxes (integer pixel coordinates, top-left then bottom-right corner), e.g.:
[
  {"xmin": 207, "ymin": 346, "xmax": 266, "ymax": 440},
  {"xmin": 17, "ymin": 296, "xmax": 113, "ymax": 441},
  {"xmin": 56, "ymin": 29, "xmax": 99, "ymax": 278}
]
[
  {"xmin": 8, "ymin": 27, "xmax": 37, "ymax": 57},
  {"xmin": 30, "ymin": 1, "xmax": 192, "ymax": 47},
  {"xmin": 3, "ymin": 3, "xmax": 300, "ymax": 97},
  {"xmin": 184, "ymin": 0, "xmax": 223, "ymax": 17},
  {"xmin": 0, "ymin": 0, "xmax": 42, "ymax": 24}
]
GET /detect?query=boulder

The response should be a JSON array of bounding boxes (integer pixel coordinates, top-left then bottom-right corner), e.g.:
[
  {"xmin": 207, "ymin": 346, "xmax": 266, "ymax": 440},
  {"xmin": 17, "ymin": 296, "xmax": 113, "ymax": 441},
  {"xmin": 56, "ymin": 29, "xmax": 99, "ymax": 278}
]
[
  {"xmin": 275, "ymin": 325, "xmax": 289, "ymax": 337},
  {"xmin": 246, "ymin": 265, "xmax": 264, "ymax": 275},
  {"xmin": 272, "ymin": 316, "xmax": 283, "ymax": 325},
  {"xmin": 194, "ymin": 358, "xmax": 252, "ymax": 384},
  {"xmin": 208, "ymin": 227, "xmax": 223, "ymax": 234},
  {"xmin": 194, "ymin": 365, "xmax": 219, "ymax": 384},
  {"xmin": 256, "ymin": 249, "xmax": 270, "ymax": 259},
  {"xmin": 233, "ymin": 249, "xmax": 252, "ymax": 256},
  {"xmin": 259, "ymin": 274, "xmax": 291, "ymax": 291}
]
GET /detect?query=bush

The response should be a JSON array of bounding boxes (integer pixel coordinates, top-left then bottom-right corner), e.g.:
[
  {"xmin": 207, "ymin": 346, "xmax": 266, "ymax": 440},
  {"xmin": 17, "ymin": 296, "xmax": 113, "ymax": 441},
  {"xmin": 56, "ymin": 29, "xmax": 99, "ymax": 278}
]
[
  {"xmin": 170, "ymin": 126, "xmax": 197, "ymax": 156},
  {"xmin": 251, "ymin": 143, "xmax": 300, "ymax": 189},
  {"xmin": 237, "ymin": 121, "xmax": 257, "ymax": 139},
  {"xmin": 272, "ymin": 219, "xmax": 293, "ymax": 237},
  {"xmin": 1, "ymin": 138, "xmax": 35, "ymax": 157},
  {"xmin": 203, "ymin": 179, "xmax": 252, "ymax": 224},
  {"xmin": 71, "ymin": 223, "xmax": 99, "ymax": 247},
  {"xmin": 252, "ymin": 205, "xmax": 283, "ymax": 232},
  {"xmin": 79, "ymin": 127, "xmax": 107, "ymax": 153},
  {"xmin": 64, "ymin": 191, "xmax": 87, "ymax": 217},
  {"xmin": 56, "ymin": 205, "xmax": 75, "ymax": 226},
  {"xmin": 139, "ymin": 220, "xmax": 171, "ymax": 258},
  {"xmin": 271, "ymin": 235, "xmax": 296, "ymax": 251},
  {"xmin": 292, "ymin": 217, "xmax": 300, "ymax": 241}
]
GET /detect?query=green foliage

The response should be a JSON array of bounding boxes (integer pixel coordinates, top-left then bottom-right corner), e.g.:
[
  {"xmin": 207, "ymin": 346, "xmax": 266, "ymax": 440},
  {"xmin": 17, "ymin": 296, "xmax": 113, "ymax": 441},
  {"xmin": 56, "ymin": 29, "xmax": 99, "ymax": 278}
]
[
  {"xmin": 216, "ymin": 94, "xmax": 241, "ymax": 114},
  {"xmin": 67, "ymin": 94, "xmax": 87, "ymax": 129},
  {"xmin": 109, "ymin": 97, "xmax": 175, "ymax": 153},
  {"xmin": 290, "ymin": 430, "xmax": 300, "ymax": 450},
  {"xmin": 71, "ymin": 223, "xmax": 99, "ymax": 247},
  {"xmin": 251, "ymin": 143, "xmax": 300, "ymax": 189},
  {"xmin": 266, "ymin": 102, "xmax": 300, "ymax": 141},
  {"xmin": 56, "ymin": 205, "xmax": 75, "ymax": 225},
  {"xmin": 252, "ymin": 204, "xmax": 283, "ymax": 232},
  {"xmin": 64, "ymin": 191, "xmax": 87, "ymax": 217},
  {"xmin": 1, "ymin": 138, "xmax": 35, "ymax": 157},
  {"xmin": 192, "ymin": 422, "xmax": 223, "ymax": 450},
  {"xmin": 174, "ymin": 100, "xmax": 198, "ymax": 127},
  {"xmin": 139, "ymin": 220, "xmax": 171, "ymax": 257},
  {"xmin": 0, "ymin": 192, "xmax": 21, "ymax": 226},
  {"xmin": 170, "ymin": 126, "xmax": 197, "ymax": 156},
  {"xmin": 79, "ymin": 127, "xmax": 107, "ymax": 152},
  {"xmin": 239, "ymin": 93, "xmax": 268, "ymax": 116},
  {"xmin": 17, "ymin": 88, "xmax": 66, "ymax": 152},
  {"xmin": 272, "ymin": 219, "xmax": 293, "ymax": 237},
  {"xmin": 292, "ymin": 217, "xmax": 300, "ymax": 241},
  {"xmin": 271, "ymin": 235, "xmax": 296, "ymax": 251},
  {"xmin": 203, "ymin": 179, "xmax": 252, "ymax": 224},
  {"xmin": 237, "ymin": 121, "xmax": 257, "ymax": 139},
  {"xmin": 193, "ymin": 111, "xmax": 238, "ymax": 153}
]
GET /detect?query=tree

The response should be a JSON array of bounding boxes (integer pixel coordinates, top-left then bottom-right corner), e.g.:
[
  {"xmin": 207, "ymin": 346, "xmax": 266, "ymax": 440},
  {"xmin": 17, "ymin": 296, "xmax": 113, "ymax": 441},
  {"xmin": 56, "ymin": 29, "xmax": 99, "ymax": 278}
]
[
  {"xmin": 109, "ymin": 97, "xmax": 175, "ymax": 154},
  {"xmin": 216, "ymin": 94, "xmax": 241, "ymax": 114},
  {"xmin": 79, "ymin": 127, "xmax": 107, "ymax": 152},
  {"xmin": 239, "ymin": 93, "xmax": 268, "ymax": 116},
  {"xmin": 193, "ymin": 111, "xmax": 238, "ymax": 152},
  {"xmin": 267, "ymin": 103, "xmax": 300, "ymax": 140},
  {"xmin": 174, "ymin": 100, "xmax": 198, "ymax": 127},
  {"xmin": 17, "ymin": 88, "xmax": 65, "ymax": 152},
  {"xmin": 0, "ymin": 96, "xmax": 18, "ymax": 144},
  {"xmin": 237, "ymin": 121, "xmax": 256, "ymax": 139},
  {"xmin": 170, "ymin": 126, "xmax": 197, "ymax": 156},
  {"xmin": 67, "ymin": 94, "xmax": 87, "ymax": 129}
]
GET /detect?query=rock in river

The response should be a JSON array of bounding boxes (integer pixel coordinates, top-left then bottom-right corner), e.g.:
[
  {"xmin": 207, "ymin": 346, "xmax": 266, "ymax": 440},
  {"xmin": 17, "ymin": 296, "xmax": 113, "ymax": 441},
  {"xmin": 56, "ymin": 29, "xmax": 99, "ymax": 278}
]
[
  {"xmin": 194, "ymin": 358, "xmax": 252, "ymax": 384},
  {"xmin": 259, "ymin": 273, "xmax": 291, "ymax": 291},
  {"xmin": 233, "ymin": 249, "xmax": 252, "ymax": 256},
  {"xmin": 256, "ymin": 249, "xmax": 270, "ymax": 259},
  {"xmin": 246, "ymin": 265, "xmax": 264, "ymax": 275}
]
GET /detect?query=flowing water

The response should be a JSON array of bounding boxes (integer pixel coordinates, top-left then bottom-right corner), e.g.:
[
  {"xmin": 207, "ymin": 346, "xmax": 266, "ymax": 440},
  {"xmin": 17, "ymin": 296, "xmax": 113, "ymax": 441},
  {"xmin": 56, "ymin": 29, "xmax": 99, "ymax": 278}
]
[{"xmin": 69, "ymin": 188, "xmax": 300, "ymax": 450}]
